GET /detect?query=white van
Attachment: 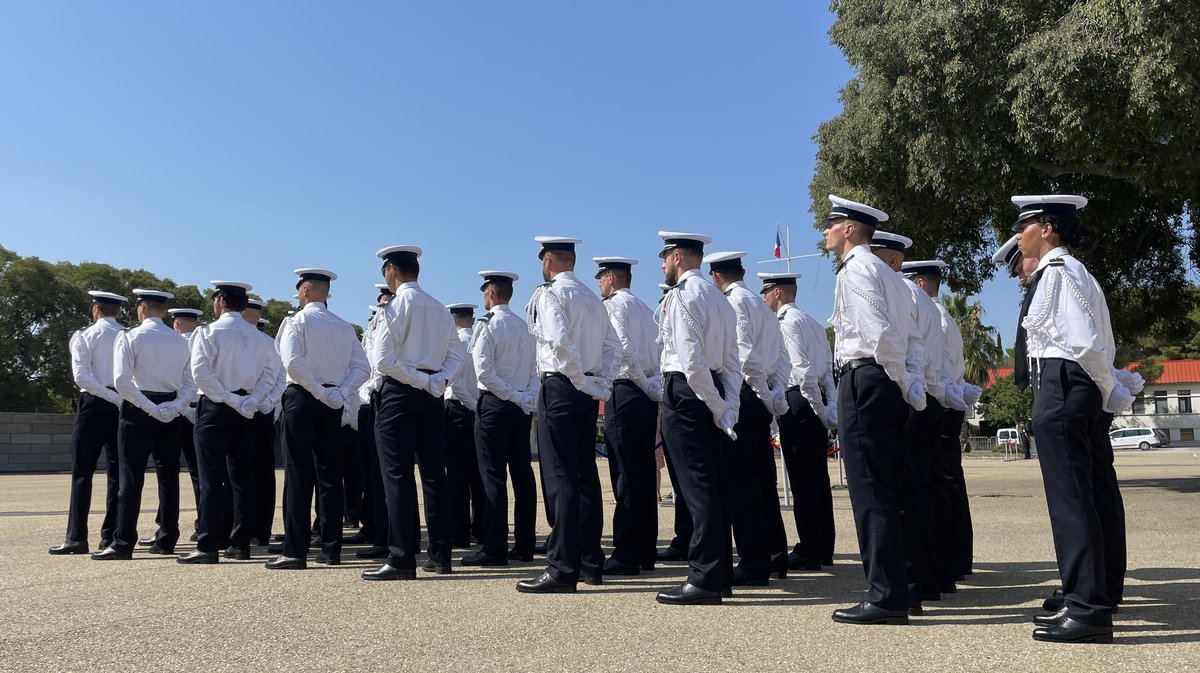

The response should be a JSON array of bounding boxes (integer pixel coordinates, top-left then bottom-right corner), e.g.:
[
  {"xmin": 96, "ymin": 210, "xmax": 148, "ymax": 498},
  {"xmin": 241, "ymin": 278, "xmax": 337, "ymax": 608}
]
[
  {"xmin": 1109, "ymin": 427, "xmax": 1168, "ymax": 451},
  {"xmin": 996, "ymin": 428, "xmax": 1019, "ymax": 447}
]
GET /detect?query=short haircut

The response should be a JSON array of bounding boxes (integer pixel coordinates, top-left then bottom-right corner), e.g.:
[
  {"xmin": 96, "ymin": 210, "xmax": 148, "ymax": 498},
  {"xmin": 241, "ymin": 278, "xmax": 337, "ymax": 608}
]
[
  {"xmin": 95, "ymin": 302, "xmax": 120, "ymax": 318},
  {"xmin": 546, "ymin": 249, "xmax": 576, "ymax": 267},
  {"xmin": 606, "ymin": 268, "xmax": 632, "ymax": 286},
  {"xmin": 138, "ymin": 299, "xmax": 167, "ymax": 313},
  {"xmin": 678, "ymin": 247, "xmax": 703, "ymax": 265},
  {"xmin": 713, "ymin": 267, "xmax": 746, "ymax": 282},
  {"xmin": 390, "ymin": 258, "xmax": 420, "ymax": 279},
  {"xmin": 489, "ymin": 282, "xmax": 514, "ymax": 302},
  {"xmin": 220, "ymin": 292, "xmax": 249, "ymax": 312},
  {"xmin": 911, "ymin": 273, "xmax": 942, "ymax": 290},
  {"xmin": 304, "ymin": 279, "xmax": 331, "ymax": 295},
  {"xmin": 453, "ymin": 313, "xmax": 474, "ymax": 328},
  {"xmin": 777, "ymin": 284, "xmax": 798, "ymax": 301}
]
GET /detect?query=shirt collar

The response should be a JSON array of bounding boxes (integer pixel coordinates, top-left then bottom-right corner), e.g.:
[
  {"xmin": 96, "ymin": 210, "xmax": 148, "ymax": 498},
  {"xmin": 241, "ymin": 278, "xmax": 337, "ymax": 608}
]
[
  {"xmin": 98, "ymin": 316, "xmax": 121, "ymax": 328},
  {"xmin": 143, "ymin": 317, "xmax": 166, "ymax": 327},
  {"xmin": 399, "ymin": 281, "xmax": 420, "ymax": 291},
  {"xmin": 1035, "ymin": 246, "xmax": 1069, "ymax": 272},
  {"xmin": 776, "ymin": 302, "xmax": 795, "ymax": 318},
  {"xmin": 551, "ymin": 271, "xmax": 577, "ymax": 283},
  {"xmin": 491, "ymin": 303, "xmax": 512, "ymax": 314},
  {"xmin": 302, "ymin": 301, "xmax": 327, "ymax": 313},
  {"xmin": 216, "ymin": 311, "xmax": 242, "ymax": 323},
  {"xmin": 679, "ymin": 268, "xmax": 704, "ymax": 283}
]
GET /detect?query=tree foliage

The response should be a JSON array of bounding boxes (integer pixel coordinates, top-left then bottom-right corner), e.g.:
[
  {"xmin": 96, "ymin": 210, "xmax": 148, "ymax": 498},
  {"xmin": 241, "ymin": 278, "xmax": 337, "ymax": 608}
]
[
  {"xmin": 977, "ymin": 372, "xmax": 1033, "ymax": 432},
  {"xmin": 942, "ymin": 291, "xmax": 1005, "ymax": 386},
  {"xmin": 0, "ymin": 245, "xmax": 296, "ymax": 413},
  {"xmin": 812, "ymin": 0, "xmax": 1200, "ymax": 346}
]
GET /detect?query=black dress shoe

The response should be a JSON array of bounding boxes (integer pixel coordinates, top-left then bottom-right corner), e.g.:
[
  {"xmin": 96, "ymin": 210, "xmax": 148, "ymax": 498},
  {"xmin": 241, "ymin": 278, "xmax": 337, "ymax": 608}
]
[
  {"xmin": 462, "ymin": 552, "xmax": 507, "ymax": 566},
  {"xmin": 98, "ymin": 539, "xmax": 113, "ymax": 551},
  {"xmin": 91, "ymin": 547, "xmax": 132, "ymax": 561},
  {"xmin": 138, "ymin": 536, "xmax": 156, "ymax": 547},
  {"xmin": 223, "ymin": 546, "xmax": 250, "ymax": 561},
  {"xmin": 147, "ymin": 543, "xmax": 174, "ymax": 555},
  {"xmin": 656, "ymin": 582, "xmax": 722, "ymax": 605},
  {"xmin": 314, "ymin": 552, "xmax": 340, "ymax": 565},
  {"xmin": 533, "ymin": 540, "xmax": 548, "ymax": 555},
  {"xmin": 721, "ymin": 587, "xmax": 733, "ymax": 598},
  {"xmin": 655, "ymin": 547, "xmax": 686, "ymax": 562},
  {"xmin": 1034, "ymin": 606, "xmax": 1069, "ymax": 626},
  {"xmin": 822, "ymin": 558, "xmax": 834, "ymax": 566},
  {"xmin": 1043, "ymin": 592, "xmax": 1066, "ymax": 612},
  {"xmin": 1032, "ymin": 617, "xmax": 1114, "ymax": 644},
  {"xmin": 940, "ymin": 582, "xmax": 957, "ymax": 594},
  {"xmin": 48, "ymin": 540, "xmax": 88, "ymax": 555},
  {"xmin": 732, "ymin": 568, "xmax": 769, "ymax": 586},
  {"xmin": 581, "ymin": 572, "xmax": 603, "ymax": 586},
  {"xmin": 507, "ymin": 548, "xmax": 534, "ymax": 562},
  {"xmin": 177, "ymin": 550, "xmax": 219, "ymax": 565},
  {"xmin": 640, "ymin": 563, "xmax": 657, "ymax": 572},
  {"xmin": 770, "ymin": 566, "xmax": 788, "ymax": 580},
  {"xmin": 517, "ymin": 571, "xmax": 576, "ymax": 594},
  {"xmin": 422, "ymin": 559, "xmax": 452, "ymax": 574},
  {"xmin": 787, "ymin": 551, "xmax": 822, "ymax": 571},
  {"xmin": 362, "ymin": 563, "xmax": 416, "ymax": 581},
  {"xmin": 356, "ymin": 546, "xmax": 389, "ymax": 559},
  {"xmin": 189, "ymin": 531, "xmax": 199, "ymax": 542},
  {"xmin": 831, "ymin": 602, "xmax": 910, "ymax": 625},
  {"xmin": 908, "ymin": 601, "xmax": 923, "ymax": 616},
  {"xmin": 345, "ymin": 531, "xmax": 372, "ymax": 545},
  {"xmin": 265, "ymin": 555, "xmax": 307, "ymax": 570},
  {"xmin": 602, "ymin": 560, "xmax": 640, "ymax": 576}
]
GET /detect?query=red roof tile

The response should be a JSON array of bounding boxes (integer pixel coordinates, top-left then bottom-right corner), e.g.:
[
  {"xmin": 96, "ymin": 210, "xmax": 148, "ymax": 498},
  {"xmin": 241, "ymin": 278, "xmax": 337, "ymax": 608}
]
[{"xmin": 986, "ymin": 359, "xmax": 1200, "ymax": 387}]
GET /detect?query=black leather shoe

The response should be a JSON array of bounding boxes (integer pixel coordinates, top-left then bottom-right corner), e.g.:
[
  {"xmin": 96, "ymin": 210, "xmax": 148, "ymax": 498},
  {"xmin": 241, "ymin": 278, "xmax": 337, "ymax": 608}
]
[
  {"xmin": 138, "ymin": 536, "xmax": 156, "ymax": 547},
  {"xmin": 832, "ymin": 602, "xmax": 910, "ymax": 625},
  {"xmin": 189, "ymin": 531, "xmax": 199, "ymax": 542},
  {"xmin": 362, "ymin": 563, "xmax": 416, "ymax": 581},
  {"xmin": 1034, "ymin": 606, "xmax": 1069, "ymax": 626},
  {"xmin": 640, "ymin": 563, "xmax": 657, "ymax": 572},
  {"xmin": 732, "ymin": 568, "xmax": 769, "ymax": 586},
  {"xmin": 462, "ymin": 552, "xmax": 507, "ymax": 566},
  {"xmin": 908, "ymin": 601, "xmax": 923, "ymax": 616},
  {"xmin": 99, "ymin": 538, "xmax": 113, "ymax": 551},
  {"xmin": 1043, "ymin": 594, "xmax": 1066, "ymax": 612},
  {"xmin": 721, "ymin": 587, "xmax": 733, "ymax": 598},
  {"xmin": 602, "ymin": 560, "xmax": 640, "ymax": 576},
  {"xmin": 581, "ymin": 572, "xmax": 603, "ymax": 586},
  {"xmin": 265, "ymin": 555, "xmax": 307, "ymax": 570},
  {"xmin": 517, "ymin": 572, "xmax": 577, "ymax": 594},
  {"xmin": 356, "ymin": 546, "xmax": 389, "ymax": 559},
  {"xmin": 787, "ymin": 551, "xmax": 822, "ymax": 571},
  {"xmin": 533, "ymin": 540, "xmax": 548, "ymax": 555},
  {"xmin": 422, "ymin": 559, "xmax": 452, "ymax": 574},
  {"xmin": 147, "ymin": 543, "xmax": 173, "ymax": 555},
  {"xmin": 48, "ymin": 540, "xmax": 88, "ymax": 555},
  {"xmin": 91, "ymin": 547, "xmax": 132, "ymax": 561},
  {"xmin": 314, "ymin": 552, "xmax": 340, "ymax": 565},
  {"xmin": 656, "ymin": 547, "xmax": 686, "ymax": 562},
  {"xmin": 770, "ymin": 566, "xmax": 788, "ymax": 580},
  {"xmin": 1032, "ymin": 617, "xmax": 1114, "ymax": 644},
  {"xmin": 508, "ymin": 548, "xmax": 534, "ymax": 562},
  {"xmin": 656, "ymin": 582, "xmax": 722, "ymax": 605},
  {"xmin": 940, "ymin": 582, "xmax": 957, "ymax": 594},
  {"xmin": 177, "ymin": 550, "xmax": 218, "ymax": 565},
  {"xmin": 345, "ymin": 531, "xmax": 372, "ymax": 545},
  {"xmin": 223, "ymin": 545, "xmax": 250, "ymax": 561}
]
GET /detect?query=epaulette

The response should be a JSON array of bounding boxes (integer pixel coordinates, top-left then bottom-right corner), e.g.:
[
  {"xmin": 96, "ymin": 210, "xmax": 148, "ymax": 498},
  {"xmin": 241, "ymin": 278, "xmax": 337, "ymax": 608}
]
[{"xmin": 1048, "ymin": 258, "xmax": 1066, "ymax": 267}]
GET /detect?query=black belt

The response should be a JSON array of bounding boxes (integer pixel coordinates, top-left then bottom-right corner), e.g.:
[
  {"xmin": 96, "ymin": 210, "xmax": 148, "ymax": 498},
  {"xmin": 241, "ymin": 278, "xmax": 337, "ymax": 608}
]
[
  {"xmin": 231, "ymin": 389, "xmax": 249, "ymax": 396},
  {"xmin": 418, "ymin": 369, "xmax": 437, "ymax": 375},
  {"xmin": 140, "ymin": 391, "xmax": 178, "ymax": 403},
  {"xmin": 836, "ymin": 357, "xmax": 878, "ymax": 378},
  {"xmin": 321, "ymin": 383, "xmax": 338, "ymax": 388},
  {"xmin": 540, "ymin": 371, "xmax": 596, "ymax": 381}
]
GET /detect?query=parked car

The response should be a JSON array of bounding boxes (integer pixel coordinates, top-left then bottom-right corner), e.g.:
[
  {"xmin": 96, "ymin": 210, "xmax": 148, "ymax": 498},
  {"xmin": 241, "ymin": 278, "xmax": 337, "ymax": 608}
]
[
  {"xmin": 996, "ymin": 428, "xmax": 1019, "ymax": 448},
  {"xmin": 1109, "ymin": 427, "xmax": 1169, "ymax": 451}
]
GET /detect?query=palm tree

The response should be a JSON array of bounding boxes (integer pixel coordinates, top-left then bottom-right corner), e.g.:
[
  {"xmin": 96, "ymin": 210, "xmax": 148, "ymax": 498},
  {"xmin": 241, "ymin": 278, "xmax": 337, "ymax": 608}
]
[{"xmin": 942, "ymin": 292, "xmax": 1005, "ymax": 385}]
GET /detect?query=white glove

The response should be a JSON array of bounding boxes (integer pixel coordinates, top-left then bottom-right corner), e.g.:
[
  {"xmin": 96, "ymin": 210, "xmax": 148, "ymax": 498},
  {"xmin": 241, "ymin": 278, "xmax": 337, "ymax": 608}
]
[
  {"xmin": 944, "ymin": 383, "xmax": 967, "ymax": 411},
  {"xmin": 517, "ymin": 389, "xmax": 537, "ymax": 414},
  {"xmin": 821, "ymin": 404, "xmax": 838, "ymax": 431},
  {"xmin": 426, "ymin": 374, "xmax": 448, "ymax": 398},
  {"xmin": 1115, "ymin": 369, "xmax": 1145, "ymax": 395},
  {"xmin": 1106, "ymin": 386, "xmax": 1135, "ymax": 414},
  {"xmin": 102, "ymin": 390, "xmax": 124, "ymax": 407},
  {"xmin": 318, "ymin": 387, "xmax": 345, "ymax": 410},
  {"xmin": 904, "ymin": 380, "xmax": 927, "ymax": 411},
  {"xmin": 961, "ymin": 383, "xmax": 982, "ymax": 407},
  {"xmin": 151, "ymin": 403, "xmax": 178, "ymax": 423},
  {"xmin": 766, "ymin": 389, "xmax": 789, "ymax": 416},
  {"xmin": 582, "ymin": 378, "xmax": 610, "ymax": 402},
  {"xmin": 231, "ymin": 396, "xmax": 257, "ymax": 419},
  {"xmin": 183, "ymin": 405, "xmax": 197, "ymax": 424},
  {"xmin": 342, "ymin": 404, "xmax": 358, "ymax": 430},
  {"xmin": 645, "ymin": 377, "xmax": 664, "ymax": 403},
  {"xmin": 717, "ymin": 408, "xmax": 738, "ymax": 441}
]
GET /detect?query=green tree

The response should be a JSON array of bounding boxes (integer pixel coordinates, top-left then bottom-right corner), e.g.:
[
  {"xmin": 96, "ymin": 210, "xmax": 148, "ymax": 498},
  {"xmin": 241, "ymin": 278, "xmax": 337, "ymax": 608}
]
[
  {"xmin": 977, "ymin": 372, "xmax": 1033, "ymax": 431},
  {"xmin": 811, "ymin": 1, "xmax": 1200, "ymax": 347},
  {"xmin": 942, "ymin": 292, "xmax": 1004, "ymax": 386}
]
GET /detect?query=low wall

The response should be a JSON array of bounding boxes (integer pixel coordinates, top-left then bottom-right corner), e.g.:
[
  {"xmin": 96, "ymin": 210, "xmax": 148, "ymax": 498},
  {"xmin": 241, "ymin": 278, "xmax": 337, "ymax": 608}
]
[{"xmin": 0, "ymin": 412, "xmax": 83, "ymax": 473}]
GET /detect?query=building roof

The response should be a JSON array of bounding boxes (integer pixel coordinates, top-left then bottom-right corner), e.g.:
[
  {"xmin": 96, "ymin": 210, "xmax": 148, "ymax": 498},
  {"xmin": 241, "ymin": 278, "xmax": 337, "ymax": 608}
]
[
  {"xmin": 986, "ymin": 359, "xmax": 1200, "ymax": 388},
  {"xmin": 986, "ymin": 367, "xmax": 1014, "ymax": 388}
]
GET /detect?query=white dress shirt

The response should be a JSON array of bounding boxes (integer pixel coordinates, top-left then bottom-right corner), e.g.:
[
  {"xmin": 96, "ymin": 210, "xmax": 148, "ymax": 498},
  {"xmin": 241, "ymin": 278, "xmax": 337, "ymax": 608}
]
[
  {"xmin": 724, "ymin": 281, "xmax": 789, "ymax": 405},
  {"xmin": 934, "ymin": 299, "xmax": 967, "ymax": 394},
  {"xmin": 659, "ymin": 268, "xmax": 742, "ymax": 422},
  {"xmin": 903, "ymin": 277, "xmax": 950, "ymax": 405},
  {"xmin": 113, "ymin": 317, "xmax": 196, "ymax": 415},
  {"xmin": 1023, "ymin": 247, "xmax": 1131, "ymax": 413},
  {"xmin": 446, "ymin": 326, "xmax": 480, "ymax": 407},
  {"xmin": 358, "ymin": 309, "xmax": 384, "ymax": 405},
  {"xmin": 69, "ymin": 316, "xmax": 124, "ymax": 407},
  {"xmin": 830, "ymin": 244, "xmax": 923, "ymax": 397},
  {"xmin": 259, "ymin": 328, "xmax": 287, "ymax": 415},
  {"xmin": 278, "ymin": 301, "xmax": 370, "ymax": 408},
  {"xmin": 603, "ymin": 288, "xmax": 662, "ymax": 399},
  {"xmin": 525, "ymin": 271, "xmax": 619, "ymax": 398},
  {"xmin": 472, "ymin": 304, "xmax": 539, "ymax": 405},
  {"xmin": 370, "ymin": 281, "xmax": 462, "ymax": 396},
  {"xmin": 190, "ymin": 311, "xmax": 279, "ymax": 405},
  {"xmin": 778, "ymin": 303, "xmax": 836, "ymax": 419}
]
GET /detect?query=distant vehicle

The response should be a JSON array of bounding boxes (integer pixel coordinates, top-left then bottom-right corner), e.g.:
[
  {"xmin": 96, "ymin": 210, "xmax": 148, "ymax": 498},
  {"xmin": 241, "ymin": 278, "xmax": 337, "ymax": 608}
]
[
  {"xmin": 996, "ymin": 428, "xmax": 1019, "ymax": 447},
  {"xmin": 1109, "ymin": 427, "xmax": 1169, "ymax": 451}
]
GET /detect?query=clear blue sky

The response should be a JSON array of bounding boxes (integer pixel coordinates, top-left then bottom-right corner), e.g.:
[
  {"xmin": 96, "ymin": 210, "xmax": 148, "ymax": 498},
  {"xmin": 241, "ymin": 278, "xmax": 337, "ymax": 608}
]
[{"xmin": 0, "ymin": 2, "xmax": 1024, "ymax": 346}]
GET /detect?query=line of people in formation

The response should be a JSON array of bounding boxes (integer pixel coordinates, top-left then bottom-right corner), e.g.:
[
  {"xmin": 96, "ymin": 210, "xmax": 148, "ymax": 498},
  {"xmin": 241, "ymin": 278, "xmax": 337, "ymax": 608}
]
[{"xmin": 46, "ymin": 193, "xmax": 1134, "ymax": 643}]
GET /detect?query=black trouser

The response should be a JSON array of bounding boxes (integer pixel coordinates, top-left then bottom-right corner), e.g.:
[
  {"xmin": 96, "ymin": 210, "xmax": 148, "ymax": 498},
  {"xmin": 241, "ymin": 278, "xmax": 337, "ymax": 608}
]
[
  {"xmin": 475, "ymin": 392, "xmax": 537, "ymax": 559},
  {"xmin": 660, "ymin": 371, "xmax": 730, "ymax": 593},
  {"xmin": 375, "ymin": 376, "xmax": 451, "ymax": 570},
  {"xmin": 281, "ymin": 385, "xmax": 344, "ymax": 558},
  {"xmin": 661, "ymin": 434, "xmax": 693, "ymax": 552},
  {"xmin": 193, "ymin": 395, "xmax": 256, "ymax": 554},
  {"xmin": 252, "ymin": 410, "xmax": 277, "ymax": 542},
  {"xmin": 154, "ymin": 414, "xmax": 200, "ymax": 540},
  {"xmin": 1032, "ymin": 359, "xmax": 1115, "ymax": 627},
  {"xmin": 778, "ymin": 388, "xmax": 834, "ymax": 563},
  {"xmin": 728, "ymin": 383, "xmax": 774, "ymax": 578},
  {"xmin": 1091, "ymin": 412, "xmax": 1127, "ymax": 605},
  {"xmin": 837, "ymin": 363, "xmax": 909, "ymax": 611},
  {"xmin": 538, "ymin": 373, "xmax": 605, "ymax": 584},
  {"xmin": 603, "ymin": 380, "xmax": 658, "ymax": 568},
  {"xmin": 65, "ymin": 391, "xmax": 120, "ymax": 546},
  {"xmin": 358, "ymin": 402, "xmax": 388, "ymax": 546},
  {"xmin": 937, "ymin": 408, "xmax": 972, "ymax": 578},
  {"xmin": 113, "ymin": 394, "xmax": 181, "ymax": 552},
  {"xmin": 902, "ymin": 394, "xmax": 944, "ymax": 598},
  {"xmin": 342, "ymin": 423, "xmax": 362, "ymax": 527},
  {"xmin": 445, "ymin": 399, "xmax": 483, "ymax": 546}
]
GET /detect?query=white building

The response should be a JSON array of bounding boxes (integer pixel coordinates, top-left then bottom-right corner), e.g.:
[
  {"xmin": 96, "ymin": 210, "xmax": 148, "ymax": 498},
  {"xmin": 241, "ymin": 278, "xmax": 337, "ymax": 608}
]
[{"xmin": 1111, "ymin": 360, "xmax": 1200, "ymax": 443}]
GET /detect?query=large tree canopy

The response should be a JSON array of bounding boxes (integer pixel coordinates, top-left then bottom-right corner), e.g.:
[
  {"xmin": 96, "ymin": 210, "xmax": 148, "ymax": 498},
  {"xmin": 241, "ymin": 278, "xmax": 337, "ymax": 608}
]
[{"xmin": 811, "ymin": 0, "xmax": 1200, "ymax": 344}]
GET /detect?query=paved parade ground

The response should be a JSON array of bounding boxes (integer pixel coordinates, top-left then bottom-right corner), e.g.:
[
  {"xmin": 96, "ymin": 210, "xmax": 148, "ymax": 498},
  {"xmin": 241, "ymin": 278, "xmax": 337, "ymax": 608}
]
[{"xmin": 2, "ymin": 450, "xmax": 1198, "ymax": 672}]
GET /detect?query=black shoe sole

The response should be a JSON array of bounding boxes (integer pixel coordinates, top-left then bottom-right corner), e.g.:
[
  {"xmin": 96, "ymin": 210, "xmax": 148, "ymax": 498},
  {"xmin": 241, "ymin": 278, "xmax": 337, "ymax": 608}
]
[
  {"xmin": 656, "ymin": 595, "xmax": 722, "ymax": 606},
  {"xmin": 362, "ymin": 572, "xmax": 417, "ymax": 581},
  {"xmin": 517, "ymin": 584, "xmax": 576, "ymax": 594},
  {"xmin": 582, "ymin": 575, "xmax": 603, "ymax": 586},
  {"xmin": 48, "ymin": 548, "xmax": 89, "ymax": 556},
  {"xmin": 1032, "ymin": 631, "xmax": 1113, "ymax": 644},
  {"xmin": 422, "ymin": 564, "xmax": 452, "ymax": 574},
  {"xmin": 832, "ymin": 614, "xmax": 910, "ymax": 625},
  {"xmin": 265, "ymin": 563, "xmax": 307, "ymax": 570},
  {"xmin": 603, "ymin": 567, "xmax": 640, "ymax": 576},
  {"xmin": 176, "ymin": 557, "xmax": 218, "ymax": 565}
]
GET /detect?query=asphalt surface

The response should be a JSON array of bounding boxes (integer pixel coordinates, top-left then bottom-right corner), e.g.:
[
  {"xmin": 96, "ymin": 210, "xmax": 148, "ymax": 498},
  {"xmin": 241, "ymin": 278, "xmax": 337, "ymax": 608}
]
[{"xmin": 2, "ymin": 450, "xmax": 1198, "ymax": 672}]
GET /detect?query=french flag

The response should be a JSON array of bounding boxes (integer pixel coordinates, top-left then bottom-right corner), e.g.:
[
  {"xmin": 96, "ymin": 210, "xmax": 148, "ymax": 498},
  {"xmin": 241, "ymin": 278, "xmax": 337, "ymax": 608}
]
[{"xmin": 773, "ymin": 231, "xmax": 782, "ymax": 259}]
